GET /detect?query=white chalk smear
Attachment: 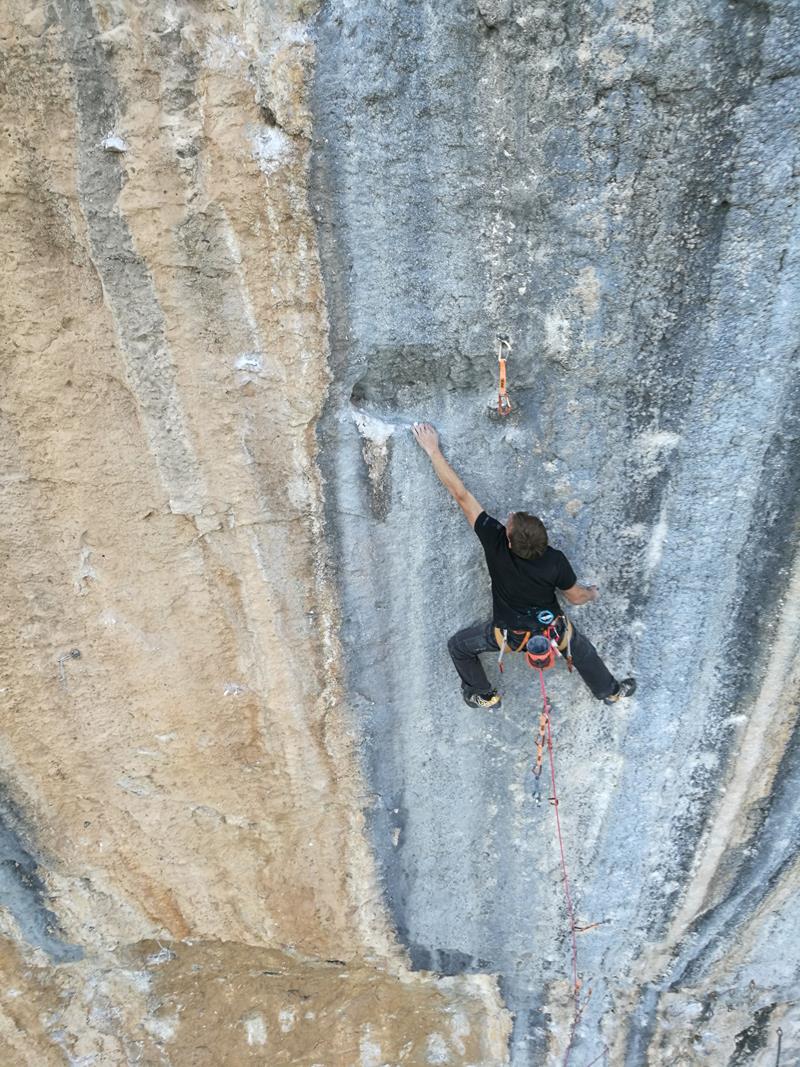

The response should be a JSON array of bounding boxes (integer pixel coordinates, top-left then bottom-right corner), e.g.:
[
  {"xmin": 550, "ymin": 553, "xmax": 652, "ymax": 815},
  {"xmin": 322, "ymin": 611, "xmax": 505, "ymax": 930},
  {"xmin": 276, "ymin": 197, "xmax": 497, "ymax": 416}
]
[
  {"xmin": 351, "ymin": 407, "xmax": 396, "ymax": 447},
  {"xmin": 426, "ymin": 1033, "xmax": 450, "ymax": 1064},
  {"xmin": 249, "ymin": 124, "xmax": 292, "ymax": 174},
  {"xmin": 279, "ymin": 1008, "xmax": 296, "ymax": 1033},
  {"xmin": 244, "ymin": 1013, "xmax": 268, "ymax": 1047},
  {"xmin": 101, "ymin": 132, "xmax": 128, "ymax": 153},
  {"xmin": 280, "ymin": 21, "xmax": 309, "ymax": 46},
  {"xmin": 636, "ymin": 429, "xmax": 682, "ymax": 478},
  {"xmin": 448, "ymin": 1010, "xmax": 470, "ymax": 1054},
  {"xmin": 235, "ymin": 352, "xmax": 263, "ymax": 373},
  {"xmin": 144, "ymin": 1014, "xmax": 178, "ymax": 1042},
  {"xmin": 637, "ymin": 429, "xmax": 681, "ymax": 454},
  {"xmin": 359, "ymin": 1029, "xmax": 383, "ymax": 1067},
  {"xmin": 646, "ymin": 499, "xmax": 669, "ymax": 573},
  {"xmin": 204, "ymin": 32, "xmax": 248, "ymax": 70},
  {"xmin": 544, "ymin": 310, "xmax": 570, "ymax": 358}
]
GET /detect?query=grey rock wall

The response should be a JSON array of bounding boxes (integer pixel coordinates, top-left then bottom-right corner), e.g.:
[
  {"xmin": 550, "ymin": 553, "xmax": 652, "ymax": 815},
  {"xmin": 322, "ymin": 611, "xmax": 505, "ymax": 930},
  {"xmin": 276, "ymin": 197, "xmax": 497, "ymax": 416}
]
[{"xmin": 310, "ymin": 0, "xmax": 800, "ymax": 1062}]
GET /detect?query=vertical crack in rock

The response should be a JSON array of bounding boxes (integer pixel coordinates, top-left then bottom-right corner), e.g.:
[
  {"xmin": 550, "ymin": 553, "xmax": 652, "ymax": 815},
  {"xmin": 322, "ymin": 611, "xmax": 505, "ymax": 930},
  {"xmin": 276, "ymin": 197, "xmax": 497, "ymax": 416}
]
[{"xmin": 56, "ymin": 0, "xmax": 204, "ymax": 516}]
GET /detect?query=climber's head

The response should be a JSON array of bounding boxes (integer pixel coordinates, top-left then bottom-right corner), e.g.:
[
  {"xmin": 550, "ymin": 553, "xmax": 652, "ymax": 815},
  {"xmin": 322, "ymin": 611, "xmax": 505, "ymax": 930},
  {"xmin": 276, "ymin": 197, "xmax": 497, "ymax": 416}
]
[{"xmin": 506, "ymin": 512, "xmax": 548, "ymax": 559}]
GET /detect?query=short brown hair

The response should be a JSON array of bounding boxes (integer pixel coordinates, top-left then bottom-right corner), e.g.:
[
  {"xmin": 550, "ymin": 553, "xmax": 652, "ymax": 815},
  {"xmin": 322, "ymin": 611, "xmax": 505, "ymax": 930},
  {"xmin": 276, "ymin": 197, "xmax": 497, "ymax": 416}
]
[{"xmin": 508, "ymin": 512, "xmax": 548, "ymax": 559}]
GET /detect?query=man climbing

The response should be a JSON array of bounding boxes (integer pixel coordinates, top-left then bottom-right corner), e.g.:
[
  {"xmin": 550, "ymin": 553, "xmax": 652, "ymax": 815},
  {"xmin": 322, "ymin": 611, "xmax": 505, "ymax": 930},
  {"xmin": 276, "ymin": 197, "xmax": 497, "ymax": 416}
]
[{"xmin": 412, "ymin": 422, "xmax": 636, "ymax": 709}]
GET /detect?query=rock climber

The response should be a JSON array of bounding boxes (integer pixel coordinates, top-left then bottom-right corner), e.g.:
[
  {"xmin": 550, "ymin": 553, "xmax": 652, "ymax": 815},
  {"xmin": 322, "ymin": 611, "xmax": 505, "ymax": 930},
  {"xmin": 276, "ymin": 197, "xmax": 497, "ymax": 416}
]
[{"xmin": 412, "ymin": 422, "xmax": 636, "ymax": 709}]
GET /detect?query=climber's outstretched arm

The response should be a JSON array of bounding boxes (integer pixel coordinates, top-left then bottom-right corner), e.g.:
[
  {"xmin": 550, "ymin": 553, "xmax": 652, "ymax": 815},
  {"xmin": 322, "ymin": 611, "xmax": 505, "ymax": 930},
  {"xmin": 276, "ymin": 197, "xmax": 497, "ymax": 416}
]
[{"xmin": 412, "ymin": 422, "xmax": 483, "ymax": 527}]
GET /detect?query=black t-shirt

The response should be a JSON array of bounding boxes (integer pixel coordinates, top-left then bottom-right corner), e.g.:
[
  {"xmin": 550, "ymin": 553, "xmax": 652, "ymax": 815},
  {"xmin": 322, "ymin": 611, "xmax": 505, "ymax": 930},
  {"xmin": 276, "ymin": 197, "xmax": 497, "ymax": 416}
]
[{"xmin": 474, "ymin": 511, "xmax": 577, "ymax": 628}]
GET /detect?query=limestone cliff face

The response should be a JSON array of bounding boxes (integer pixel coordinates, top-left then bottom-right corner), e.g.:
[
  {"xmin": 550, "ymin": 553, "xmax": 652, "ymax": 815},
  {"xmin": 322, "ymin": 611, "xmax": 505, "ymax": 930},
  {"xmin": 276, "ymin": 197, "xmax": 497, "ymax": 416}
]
[
  {"xmin": 1, "ymin": 0, "xmax": 799, "ymax": 1065},
  {"xmin": 311, "ymin": 0, "xmax": 800, "ymax": 1064},
  {"xmin": 0, "ymin": 1, "xmax": 507, "ymax": 1063}
]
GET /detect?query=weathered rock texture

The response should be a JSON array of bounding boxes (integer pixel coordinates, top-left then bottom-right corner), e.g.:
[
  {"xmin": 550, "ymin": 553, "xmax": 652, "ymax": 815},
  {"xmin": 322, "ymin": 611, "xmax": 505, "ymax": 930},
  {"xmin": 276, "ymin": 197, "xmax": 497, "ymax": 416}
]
[
  {"xmin": 311, "ymin": 0, "xmax": 800, "ymax": 1064},
  {"xmin": 1, "ymin": 0, "xmax": 799, "ymax": 1064},
  {"xmin": 0, "ymin": 1, "xmax": 508, "ymax": 1063}
]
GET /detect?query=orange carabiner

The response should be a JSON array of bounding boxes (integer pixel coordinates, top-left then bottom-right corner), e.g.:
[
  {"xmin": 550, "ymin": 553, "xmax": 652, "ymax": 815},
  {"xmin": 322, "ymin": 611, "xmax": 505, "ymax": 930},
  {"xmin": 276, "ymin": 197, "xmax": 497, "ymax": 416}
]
[{"xmin": 497, "ymin": 336, "xmax": 512, "ymax": 415}]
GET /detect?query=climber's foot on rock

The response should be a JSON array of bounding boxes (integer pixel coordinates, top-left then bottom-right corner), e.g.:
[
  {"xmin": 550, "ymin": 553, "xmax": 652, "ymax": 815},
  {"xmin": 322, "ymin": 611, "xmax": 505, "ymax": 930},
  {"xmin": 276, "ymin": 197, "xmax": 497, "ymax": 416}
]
[
  {"xmin": 603, "ymin": 677, "xmax": 637, "ymax": 706},
  {"xmin": 463, "ymin": 689, "xmax": 502, "ymax": 710}
]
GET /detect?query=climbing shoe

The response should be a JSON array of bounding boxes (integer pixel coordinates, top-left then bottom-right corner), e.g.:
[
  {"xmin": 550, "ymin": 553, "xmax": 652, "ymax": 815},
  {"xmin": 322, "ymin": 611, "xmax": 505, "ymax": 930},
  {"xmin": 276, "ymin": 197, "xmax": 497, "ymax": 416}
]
[
  {"xmin": 603, "ymin": 677, "xmax": 637, "ymax": 706},
  {"xmin": 463, "ymin": 689, "xmax": 502, "ymax": 710}
]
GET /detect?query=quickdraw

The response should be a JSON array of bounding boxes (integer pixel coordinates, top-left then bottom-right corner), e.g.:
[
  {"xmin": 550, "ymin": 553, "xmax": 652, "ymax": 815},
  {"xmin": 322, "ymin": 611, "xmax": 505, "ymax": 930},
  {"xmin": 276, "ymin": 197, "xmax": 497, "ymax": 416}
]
[
  {"xmin": 497, "ymin": 334, "xmax": 512, "ymax": 416},
  {"xmin": 531, "ymin": 706, "xmax": 549, "ymax": 803}
]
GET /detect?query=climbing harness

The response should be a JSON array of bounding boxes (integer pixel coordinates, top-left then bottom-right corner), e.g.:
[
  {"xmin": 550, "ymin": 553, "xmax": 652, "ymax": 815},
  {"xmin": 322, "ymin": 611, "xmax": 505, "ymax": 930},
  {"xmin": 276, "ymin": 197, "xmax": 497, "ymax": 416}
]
[
  {"xmin": 496, "ymin": 626, "xmax": 532, "ymax": 673},
  {"xmin": 496, "ymin": 611, "xmax": 573, "ymax": 677},
  {"xmin": 496, "ymin": 334, "xmax": 512, "ymax": 416}
]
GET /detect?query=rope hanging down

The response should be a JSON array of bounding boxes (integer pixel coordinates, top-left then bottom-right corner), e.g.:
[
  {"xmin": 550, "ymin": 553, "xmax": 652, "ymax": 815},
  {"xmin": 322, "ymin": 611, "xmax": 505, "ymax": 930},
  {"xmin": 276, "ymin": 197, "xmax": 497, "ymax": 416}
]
[
  {"xmin": 497, "ymin": 334, "xmax": 512, "ymax": 415},
  {"xmin": 534, "ymin": 669, "xmax": 580, "ymax": 995},
  {"xmin": 531, "ymin": 667, "xmax": 605, "ymax": 1067}
]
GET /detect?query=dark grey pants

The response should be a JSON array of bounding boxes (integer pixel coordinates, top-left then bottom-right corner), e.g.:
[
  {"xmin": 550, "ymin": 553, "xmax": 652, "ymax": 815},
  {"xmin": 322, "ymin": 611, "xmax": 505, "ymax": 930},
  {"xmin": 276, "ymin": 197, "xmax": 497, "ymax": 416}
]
[{"xmin": 447, "ymin": 619, "xmax": 618, "ymax": 701}]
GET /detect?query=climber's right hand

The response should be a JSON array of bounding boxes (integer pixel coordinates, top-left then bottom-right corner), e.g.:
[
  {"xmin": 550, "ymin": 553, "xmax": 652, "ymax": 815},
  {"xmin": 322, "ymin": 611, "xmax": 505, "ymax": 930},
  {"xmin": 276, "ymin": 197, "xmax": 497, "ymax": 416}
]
[{"xmin": 412, "ymin": 422, "xmax": 440, "ymax": 456}]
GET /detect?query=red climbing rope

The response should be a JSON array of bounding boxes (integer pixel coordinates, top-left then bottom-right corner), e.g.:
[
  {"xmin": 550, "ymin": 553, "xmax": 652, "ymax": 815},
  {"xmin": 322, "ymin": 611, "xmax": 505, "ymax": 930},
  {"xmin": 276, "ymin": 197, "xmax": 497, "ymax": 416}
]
[
  {"xmin": 535, "ymin": 667, "xmax": 598, "ymax": 1067},
  {"xmin": 529, "ymin": 664, "xmax": 608, "ymax": 1066},
  {"xmin": 538, "ymin": 669, "xmax": 580, "ymax": 997}
]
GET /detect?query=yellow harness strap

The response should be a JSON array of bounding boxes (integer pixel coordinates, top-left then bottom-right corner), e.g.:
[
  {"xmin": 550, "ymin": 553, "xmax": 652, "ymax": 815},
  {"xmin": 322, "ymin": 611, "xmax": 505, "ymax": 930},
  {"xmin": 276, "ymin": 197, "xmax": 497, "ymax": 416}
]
[{"xmin": 494, "ymin": 627, "xmax": 531, "ymax": 653}]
